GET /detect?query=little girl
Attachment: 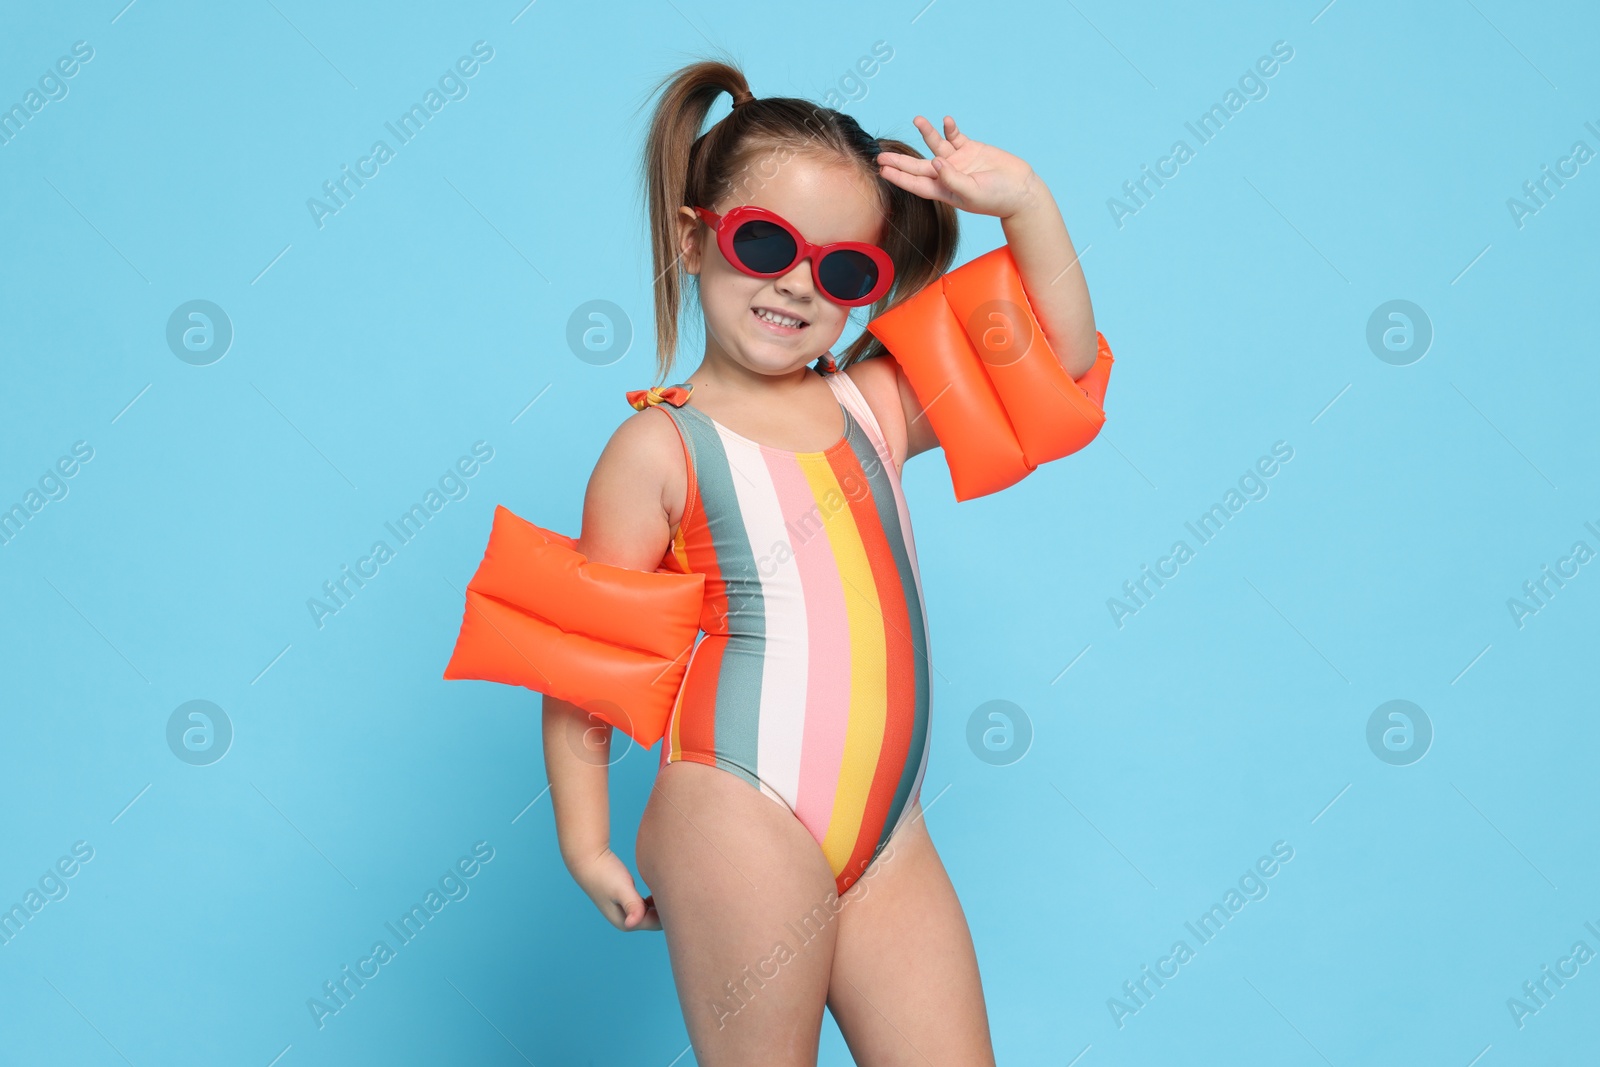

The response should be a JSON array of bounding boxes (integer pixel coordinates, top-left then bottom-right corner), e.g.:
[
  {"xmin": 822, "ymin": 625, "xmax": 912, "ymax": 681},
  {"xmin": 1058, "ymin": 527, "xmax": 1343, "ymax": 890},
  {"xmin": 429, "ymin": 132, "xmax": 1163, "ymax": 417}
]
[{"xmin": 544, "ymin": 59, "xmax": 1102, "ymax": 1066}]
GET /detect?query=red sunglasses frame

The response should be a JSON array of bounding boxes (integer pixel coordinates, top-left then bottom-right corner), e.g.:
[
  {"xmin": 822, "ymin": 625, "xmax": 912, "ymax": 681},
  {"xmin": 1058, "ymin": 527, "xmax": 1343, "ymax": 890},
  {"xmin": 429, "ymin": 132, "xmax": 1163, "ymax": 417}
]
[{"xmin": 692, "ymin": 205, "xmax": 895, "ymax": 307}]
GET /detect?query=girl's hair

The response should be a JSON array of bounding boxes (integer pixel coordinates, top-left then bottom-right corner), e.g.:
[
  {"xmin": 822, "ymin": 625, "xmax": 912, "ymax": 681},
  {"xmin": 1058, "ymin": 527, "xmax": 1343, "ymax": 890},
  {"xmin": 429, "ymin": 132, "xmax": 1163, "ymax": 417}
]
[{"xmin": 640, "ymin": 57, "xmax": 959, "ymax": 382}]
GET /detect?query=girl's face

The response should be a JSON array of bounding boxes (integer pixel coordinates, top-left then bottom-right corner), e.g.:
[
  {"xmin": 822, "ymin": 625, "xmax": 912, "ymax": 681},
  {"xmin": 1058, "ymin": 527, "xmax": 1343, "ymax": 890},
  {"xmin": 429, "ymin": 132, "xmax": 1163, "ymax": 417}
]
[{"xmin": 677, "ymin": 152, "xmax": 887, "ymax": 378}]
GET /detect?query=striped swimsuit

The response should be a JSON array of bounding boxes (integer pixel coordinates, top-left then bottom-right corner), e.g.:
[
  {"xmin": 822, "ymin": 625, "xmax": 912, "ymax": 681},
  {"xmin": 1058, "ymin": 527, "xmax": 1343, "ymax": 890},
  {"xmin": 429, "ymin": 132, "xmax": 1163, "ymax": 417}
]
[{"xmin": 639, "ymin": 361, "xmax": 931, "ymax": 896}]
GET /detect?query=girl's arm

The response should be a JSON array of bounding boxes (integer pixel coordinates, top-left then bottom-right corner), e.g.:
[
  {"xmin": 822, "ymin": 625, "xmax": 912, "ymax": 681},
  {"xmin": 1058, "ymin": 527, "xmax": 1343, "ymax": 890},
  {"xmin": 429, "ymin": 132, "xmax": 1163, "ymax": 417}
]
[
  {"xmin": 542, "ymin": 408, "xmax": 682, "ymax": 931},
  {"xmin": 870, "ymin": 115, "xmax": 1107, "ymax": 460},
  {"xmin": 998, "ymin": 171, "xmax": 1098, "ymax": 381},
  {"xmin": 877, "ymin": 114, "xmax": 1100, "ymax": 380},
  {"xmin": 543, "ymin": 694, "xmax": 657, "ymax": 930}
]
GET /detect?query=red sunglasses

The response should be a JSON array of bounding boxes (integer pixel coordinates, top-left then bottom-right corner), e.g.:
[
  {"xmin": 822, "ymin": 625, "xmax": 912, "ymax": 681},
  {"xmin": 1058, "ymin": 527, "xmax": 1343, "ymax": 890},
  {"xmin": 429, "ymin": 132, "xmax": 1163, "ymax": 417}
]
[{"xmin": 692, "ymin": 205, "xmax": 894, "ymax": 307}]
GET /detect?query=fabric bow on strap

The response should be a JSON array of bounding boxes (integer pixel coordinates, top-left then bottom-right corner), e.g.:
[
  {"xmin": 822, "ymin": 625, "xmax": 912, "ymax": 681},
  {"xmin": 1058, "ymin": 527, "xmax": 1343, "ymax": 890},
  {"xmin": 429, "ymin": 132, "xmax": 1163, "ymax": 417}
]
[{"xmin": 625, "ymin": 384, "xmax": 694, "ymax": 411}]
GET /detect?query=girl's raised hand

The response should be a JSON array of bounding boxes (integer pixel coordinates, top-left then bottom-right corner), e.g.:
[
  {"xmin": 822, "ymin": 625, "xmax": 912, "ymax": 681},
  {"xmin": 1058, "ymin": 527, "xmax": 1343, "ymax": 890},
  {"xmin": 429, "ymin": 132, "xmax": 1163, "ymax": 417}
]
[{"xmin": 876, "ymin": 115, "xmax": 1039, "ymax": 219}]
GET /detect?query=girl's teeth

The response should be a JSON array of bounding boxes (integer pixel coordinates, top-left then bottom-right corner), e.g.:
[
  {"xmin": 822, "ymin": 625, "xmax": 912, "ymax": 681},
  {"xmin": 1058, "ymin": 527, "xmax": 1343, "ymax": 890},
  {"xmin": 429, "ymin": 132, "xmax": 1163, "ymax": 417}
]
[{"xmin": 755, "ymin": 309, "xmax": 803, "ymax": 327}]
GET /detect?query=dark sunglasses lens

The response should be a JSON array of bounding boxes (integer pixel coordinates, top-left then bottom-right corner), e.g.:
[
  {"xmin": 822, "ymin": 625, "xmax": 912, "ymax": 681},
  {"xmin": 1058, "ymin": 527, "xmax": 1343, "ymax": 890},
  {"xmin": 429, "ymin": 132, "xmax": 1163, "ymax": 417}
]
[
  {"xmin": 731, "ymin": 220, "xmax": 797, "ymax": 274},
  {"xmin": 819, "ymin": 250, "xmax": 880, "ymax": 302}
]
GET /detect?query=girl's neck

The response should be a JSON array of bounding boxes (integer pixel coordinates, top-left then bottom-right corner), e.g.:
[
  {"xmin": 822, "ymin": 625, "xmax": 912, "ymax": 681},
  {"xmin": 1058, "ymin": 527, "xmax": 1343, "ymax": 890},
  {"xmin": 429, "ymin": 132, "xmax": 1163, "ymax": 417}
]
[{"xmin": 685, "ymin": 346, "xmax": 821, "ymax": 401}]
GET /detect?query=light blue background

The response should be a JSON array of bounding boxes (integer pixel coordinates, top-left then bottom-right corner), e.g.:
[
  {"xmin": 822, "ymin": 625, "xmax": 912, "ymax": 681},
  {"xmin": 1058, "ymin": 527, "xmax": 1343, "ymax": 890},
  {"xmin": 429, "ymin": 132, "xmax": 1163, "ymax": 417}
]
[{"xmin": 3, "ymin": 0, "xmax": 1597, "ymax": 1064}]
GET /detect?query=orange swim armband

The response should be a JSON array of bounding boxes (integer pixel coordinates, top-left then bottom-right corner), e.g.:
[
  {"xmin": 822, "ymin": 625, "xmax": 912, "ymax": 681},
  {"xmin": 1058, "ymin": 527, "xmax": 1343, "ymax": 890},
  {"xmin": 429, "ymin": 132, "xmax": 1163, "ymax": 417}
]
[
  {"xmin": 440, "ymin": 505, "xmax": 705, "ymax": 749},
  {"xmin": 865, "ymin": 244, "xmax": 1115, "ymax": 502}
]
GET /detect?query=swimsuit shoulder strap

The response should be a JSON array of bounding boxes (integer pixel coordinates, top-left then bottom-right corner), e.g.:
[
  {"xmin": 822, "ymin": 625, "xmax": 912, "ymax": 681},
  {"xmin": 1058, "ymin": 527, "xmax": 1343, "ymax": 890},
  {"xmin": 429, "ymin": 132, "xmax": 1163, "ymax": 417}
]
[{"xmin": 824, "ymin": 362, "xmax": 894, "ymax": 465}]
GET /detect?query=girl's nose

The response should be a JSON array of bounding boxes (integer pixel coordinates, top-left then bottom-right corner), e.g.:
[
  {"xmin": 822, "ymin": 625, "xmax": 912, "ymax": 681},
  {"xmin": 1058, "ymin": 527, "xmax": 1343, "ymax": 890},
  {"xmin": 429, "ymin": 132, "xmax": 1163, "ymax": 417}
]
[{"xmin": 775, "ymin": 256, "xmax": 816, "ymax": 298}]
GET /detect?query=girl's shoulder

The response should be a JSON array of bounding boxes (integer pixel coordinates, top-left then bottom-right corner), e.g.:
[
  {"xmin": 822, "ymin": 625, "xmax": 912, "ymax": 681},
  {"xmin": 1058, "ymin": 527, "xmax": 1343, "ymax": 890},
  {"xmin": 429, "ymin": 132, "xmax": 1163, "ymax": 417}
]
[
  {"xmin": 840, "ymin": 355, "xmax": 914, "ymax": 471},
  {"xmin": 582, "ymin": 387, "xmax": 690, "ymax": 555},
  {"xmin": 605, "ymin": 387, "xmax": 688, "ymax": 491}
]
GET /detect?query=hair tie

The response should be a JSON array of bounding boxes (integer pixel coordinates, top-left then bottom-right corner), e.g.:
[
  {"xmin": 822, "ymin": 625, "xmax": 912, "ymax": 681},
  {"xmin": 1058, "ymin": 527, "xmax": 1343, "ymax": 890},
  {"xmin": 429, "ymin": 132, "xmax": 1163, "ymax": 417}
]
[
  {"xmin": 625, "ymin": 383, "xmax": 694, "ymax": 411},
  {"xmin": 731, "ymin": 88, "xmax": 756, "ymax": 108}
]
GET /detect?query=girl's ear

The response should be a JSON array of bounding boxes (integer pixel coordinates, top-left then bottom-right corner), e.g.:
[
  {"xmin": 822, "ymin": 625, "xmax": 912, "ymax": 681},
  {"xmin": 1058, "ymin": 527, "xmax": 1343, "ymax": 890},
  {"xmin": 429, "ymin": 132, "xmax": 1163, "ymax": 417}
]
[{"xmin": 675, "ymin": 206, "xmax": 703, "ymax": 276}]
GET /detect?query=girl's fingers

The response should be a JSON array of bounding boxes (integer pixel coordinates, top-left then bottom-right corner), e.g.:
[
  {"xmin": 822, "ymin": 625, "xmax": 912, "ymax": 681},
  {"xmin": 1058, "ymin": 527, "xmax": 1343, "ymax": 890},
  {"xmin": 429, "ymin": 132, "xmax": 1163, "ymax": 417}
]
[
  {"xmin": 616, "ymin": 890, "xmax": 663, "ymax": 931},
  {"xmin": 933, "ymin": 156, "xmax": 979, "ymax": 199},
  {"xmin": 914, "ymin": 114, "xmax": 956, "ymax": 158},
  {"xmin": 877, "ymin": 162, "xmax": 951, "ymax": 205},
  {"xmin": 943, "ymin": 116, "xmax": 970, "ymax": 150},
  {"xmin": 876, "ymin": 150, "xmax": 936, "ymax": 177}
]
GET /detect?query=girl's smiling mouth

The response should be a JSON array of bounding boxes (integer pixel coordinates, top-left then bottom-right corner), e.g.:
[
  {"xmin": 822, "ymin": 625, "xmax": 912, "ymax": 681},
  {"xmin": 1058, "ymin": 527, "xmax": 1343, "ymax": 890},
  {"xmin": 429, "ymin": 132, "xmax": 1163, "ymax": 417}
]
[{"xmin": 751, "ymin": 306, "xmax": 809, "ymax": 333}]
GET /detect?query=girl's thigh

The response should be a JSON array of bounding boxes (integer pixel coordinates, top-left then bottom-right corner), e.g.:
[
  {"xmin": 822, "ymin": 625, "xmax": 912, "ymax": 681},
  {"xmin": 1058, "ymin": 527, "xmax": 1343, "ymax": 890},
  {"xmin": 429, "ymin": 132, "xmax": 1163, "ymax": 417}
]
[
  {"xmin": 826, "ymin": 810, "xmax": 997, "ymax": 1067},
  {"xmin": 636, "ymin": 760, "xmax": 843, "ymax": 1067}
]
